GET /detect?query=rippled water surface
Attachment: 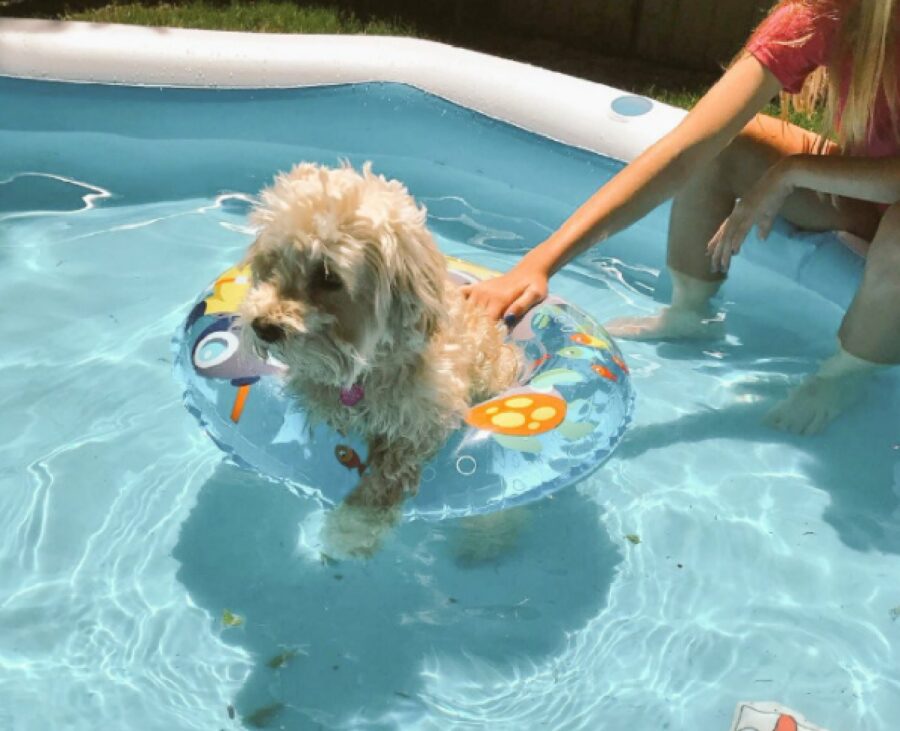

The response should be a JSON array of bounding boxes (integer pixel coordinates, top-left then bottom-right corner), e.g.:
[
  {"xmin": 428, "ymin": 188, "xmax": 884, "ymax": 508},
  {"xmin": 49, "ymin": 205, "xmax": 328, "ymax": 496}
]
[{"xmin": 1, "ymin": 78, "xmax": 898, "ymax": 731}]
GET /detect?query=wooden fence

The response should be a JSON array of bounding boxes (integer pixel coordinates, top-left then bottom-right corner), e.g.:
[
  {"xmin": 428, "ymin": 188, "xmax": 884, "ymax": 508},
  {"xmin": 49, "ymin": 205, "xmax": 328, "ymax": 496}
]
[
  {"xmin": 353, "ymin": 0, "xmax": 776, "ymax": 72},
  {"xmin": 5, "ymin": 0, "xmax": 777, "ymax": 72},
  {"xmin": 500, "ymin": 0, "xmax": 773, "ymax": 70}
]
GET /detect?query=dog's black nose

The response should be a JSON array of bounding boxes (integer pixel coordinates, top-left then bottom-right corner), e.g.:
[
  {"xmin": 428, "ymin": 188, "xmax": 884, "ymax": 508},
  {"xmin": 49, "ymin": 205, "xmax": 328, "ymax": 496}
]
[{"xmin": 251, "ymin": 319, "xmax": 284, "ymax": 344}]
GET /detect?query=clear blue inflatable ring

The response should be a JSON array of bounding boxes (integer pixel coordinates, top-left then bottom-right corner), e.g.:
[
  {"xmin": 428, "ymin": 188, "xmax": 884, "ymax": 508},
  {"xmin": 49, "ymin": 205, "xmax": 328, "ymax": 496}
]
[{"xmin": 174, "ymin": 257, "xmax": 634, "ymax": 520}]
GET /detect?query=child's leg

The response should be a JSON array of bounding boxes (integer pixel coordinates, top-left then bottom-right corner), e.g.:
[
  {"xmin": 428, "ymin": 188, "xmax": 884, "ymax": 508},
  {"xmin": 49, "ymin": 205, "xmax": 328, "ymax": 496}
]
[
  {"xmin": 767, "ymin": 203, "xmax": 900, "ymax": 434},
  {"xmin": 606, "ymin": 114, "xmax": 880, "ymax": 340},
  {"xmin": 839, "ymin": 203, "xmax": 900, "ymax": 365}
]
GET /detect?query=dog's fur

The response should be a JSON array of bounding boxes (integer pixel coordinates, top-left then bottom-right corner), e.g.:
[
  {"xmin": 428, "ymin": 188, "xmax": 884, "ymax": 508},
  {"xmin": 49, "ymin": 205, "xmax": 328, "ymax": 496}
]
[{"xmin": 240, "ymin": 163, "xmax": 521, "ymax": 554}]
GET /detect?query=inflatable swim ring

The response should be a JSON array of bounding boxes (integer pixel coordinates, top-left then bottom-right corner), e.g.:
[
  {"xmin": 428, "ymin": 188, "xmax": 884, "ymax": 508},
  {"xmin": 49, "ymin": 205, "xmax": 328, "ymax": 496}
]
[{"xmin": 174, "ymin": 257, "xmax": 634, "ymax": 520}]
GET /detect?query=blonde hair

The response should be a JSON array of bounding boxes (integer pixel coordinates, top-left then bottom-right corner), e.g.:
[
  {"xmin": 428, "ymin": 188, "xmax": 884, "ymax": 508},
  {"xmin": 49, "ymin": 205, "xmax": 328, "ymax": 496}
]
[{"xmin": 755, "ymin": 0, "xmax": 898, "ymax": 152}]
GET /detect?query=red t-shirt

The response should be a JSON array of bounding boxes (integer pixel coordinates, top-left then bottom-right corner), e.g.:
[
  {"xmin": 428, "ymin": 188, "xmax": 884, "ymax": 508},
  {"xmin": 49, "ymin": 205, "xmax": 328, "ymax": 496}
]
[{"xmin": 746, "ymin": 1, "xmax": 899, "ymax": 157}]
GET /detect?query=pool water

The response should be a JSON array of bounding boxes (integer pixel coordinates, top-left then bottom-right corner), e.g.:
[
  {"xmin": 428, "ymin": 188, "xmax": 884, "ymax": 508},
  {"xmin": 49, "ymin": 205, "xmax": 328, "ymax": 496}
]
[{"xmin": 1, "ymin": 78, "xmax": 898, "ymax": 731}]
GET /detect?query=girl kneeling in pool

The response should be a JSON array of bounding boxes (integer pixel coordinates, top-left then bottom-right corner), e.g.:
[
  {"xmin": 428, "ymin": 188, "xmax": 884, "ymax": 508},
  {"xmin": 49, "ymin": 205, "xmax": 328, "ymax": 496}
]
[{"xmin": 465, "ymin": 0, "xmax": 900, "ymax": 434}]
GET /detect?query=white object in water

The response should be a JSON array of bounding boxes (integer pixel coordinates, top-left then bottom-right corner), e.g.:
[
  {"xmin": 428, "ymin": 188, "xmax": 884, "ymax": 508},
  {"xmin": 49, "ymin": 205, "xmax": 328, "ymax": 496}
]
[{"xmin": 730, "ymin": 702, "xmax": 831, "ymax": 731}]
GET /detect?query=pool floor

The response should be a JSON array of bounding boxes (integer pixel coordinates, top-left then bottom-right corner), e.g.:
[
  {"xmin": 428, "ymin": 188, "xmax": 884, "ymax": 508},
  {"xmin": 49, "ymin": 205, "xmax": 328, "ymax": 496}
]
[{"xmin": 1, "ymin": 80, "xmax": 899, "ymax": 731}]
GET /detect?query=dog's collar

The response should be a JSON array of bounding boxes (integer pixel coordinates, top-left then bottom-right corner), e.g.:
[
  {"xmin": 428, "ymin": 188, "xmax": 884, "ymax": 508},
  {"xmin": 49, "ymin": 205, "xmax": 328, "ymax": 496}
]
[{"xmin": 339, "ymin": 383, "xmax": 365, "ymax": 407}]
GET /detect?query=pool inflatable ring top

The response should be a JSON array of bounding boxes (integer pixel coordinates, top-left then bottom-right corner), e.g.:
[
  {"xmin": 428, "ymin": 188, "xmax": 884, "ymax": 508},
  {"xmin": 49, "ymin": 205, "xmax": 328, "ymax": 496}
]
[{"xmin": 173, "ymin": 257, "xmax": 634, "ymax": 520}]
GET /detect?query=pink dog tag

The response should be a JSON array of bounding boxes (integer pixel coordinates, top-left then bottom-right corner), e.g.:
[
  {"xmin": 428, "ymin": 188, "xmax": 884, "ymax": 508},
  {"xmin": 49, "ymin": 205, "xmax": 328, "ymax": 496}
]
[{"xmin": 340, "ymin": 383, "xmax": 365, "ymax": 407}]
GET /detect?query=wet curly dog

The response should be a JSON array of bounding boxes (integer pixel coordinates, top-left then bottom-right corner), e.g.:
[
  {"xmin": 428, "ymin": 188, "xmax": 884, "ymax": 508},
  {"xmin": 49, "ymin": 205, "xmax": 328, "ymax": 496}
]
[{"xmin": 240, "ymin": 162, "xmax": 521, "ymax": 556}]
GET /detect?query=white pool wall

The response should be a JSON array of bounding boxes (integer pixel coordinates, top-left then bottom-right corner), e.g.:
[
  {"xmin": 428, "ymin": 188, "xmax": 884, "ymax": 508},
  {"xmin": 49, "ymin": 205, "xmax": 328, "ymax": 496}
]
[
  {"xmin": 0, "ymin": 18, "xmax": 864, "ymax": 308},
  {"xmin": 0, "ymin": 19, "xmax": 686, "ymax": 159}
]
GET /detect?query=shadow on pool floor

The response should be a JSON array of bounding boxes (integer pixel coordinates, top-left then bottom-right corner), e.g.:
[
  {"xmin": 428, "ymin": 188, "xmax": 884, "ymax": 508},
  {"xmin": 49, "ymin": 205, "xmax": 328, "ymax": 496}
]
[
  {"xmin": 615, "ymin": 369, "xmax": 900, "ymax": 557},
  {"xmin": 173, "ymin": 465, "xmax": 619, "ymax": 729}
]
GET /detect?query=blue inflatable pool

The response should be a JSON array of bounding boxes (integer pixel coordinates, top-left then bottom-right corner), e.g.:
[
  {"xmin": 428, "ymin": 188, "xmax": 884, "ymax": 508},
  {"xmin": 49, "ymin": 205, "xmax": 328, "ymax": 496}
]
[{"xmin": 174, "ymin": 258, "xmax": 634, "ymax": 520}]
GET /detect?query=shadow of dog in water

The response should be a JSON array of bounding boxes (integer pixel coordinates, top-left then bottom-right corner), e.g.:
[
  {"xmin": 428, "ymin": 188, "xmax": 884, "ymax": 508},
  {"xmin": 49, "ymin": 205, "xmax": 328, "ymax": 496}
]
[{"xmin": 173, "ymin": 465, "xmax": 620, "ymax": 729}]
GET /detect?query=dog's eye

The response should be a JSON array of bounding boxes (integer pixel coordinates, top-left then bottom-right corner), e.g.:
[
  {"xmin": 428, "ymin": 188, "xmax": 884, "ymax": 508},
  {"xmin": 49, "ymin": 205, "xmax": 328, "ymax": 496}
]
[{"xmin": 312, "ymin": 261, "xmax": 343, "ymax": 291}]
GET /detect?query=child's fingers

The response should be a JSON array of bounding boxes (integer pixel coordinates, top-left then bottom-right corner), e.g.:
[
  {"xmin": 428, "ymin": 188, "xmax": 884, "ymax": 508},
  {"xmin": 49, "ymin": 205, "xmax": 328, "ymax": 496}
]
[
  {"xmin": 503, "ymin": 288, "xmax": 545, "ymax": 328},
  {"xmin": 461, "ymin": 284, "xmax": 497, "ymax": 319},
  {"xmin": 718, "ymin": 241, "xmax": 734, "ymax": 273},
  {"xmin": 474, "ymin": 292, "xmax": 506, "ymax": 321},
  {"xmin": 707, "ymin": 218, "xmax": 727, "ymax": 254},
  {"xmin": 717, "ymin": 230, "xmax": 742, "ymax": 273},
  {"xmin": 707, "ymin": 221, "xmax": 732, "ymax": 272},
  {"xmin": 706, "ymin": 226, "xmax": 723, "ymax": 256},
  {"xmin": 707, "ymin": 238, "xmax": 723, "ymax": 273}
]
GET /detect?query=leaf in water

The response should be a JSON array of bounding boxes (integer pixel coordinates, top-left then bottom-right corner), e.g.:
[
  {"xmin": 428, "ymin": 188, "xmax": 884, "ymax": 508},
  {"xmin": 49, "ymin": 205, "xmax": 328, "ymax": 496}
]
[
  {"xmin": 625, "ymin": 534, "xmax": 641, "ymax": 545},
  {"xmin": 890, "ymin": 606, "xmax": 900, "ymax": 622},
  {"xmin": 222, "ymin": 609, "xmax": 244, "ymax": 627},
  {"xmin": 244, "ymin": 702, "xmax": 284, "ymax": 728},
  {"xmin": 267, "ymin": 649, "xmax": 298, "ymax": 669}
]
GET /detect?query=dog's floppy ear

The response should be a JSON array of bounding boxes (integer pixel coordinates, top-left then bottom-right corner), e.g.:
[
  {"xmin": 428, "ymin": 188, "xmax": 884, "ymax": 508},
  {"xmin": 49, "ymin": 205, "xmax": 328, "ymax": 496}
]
[
  {"xmin": 390, "ymin": 223, "xmax": 447, "ymax": 339},
  {"xmin": 356, "ymin": 162, "xmax": 447, "ymax": 341}
]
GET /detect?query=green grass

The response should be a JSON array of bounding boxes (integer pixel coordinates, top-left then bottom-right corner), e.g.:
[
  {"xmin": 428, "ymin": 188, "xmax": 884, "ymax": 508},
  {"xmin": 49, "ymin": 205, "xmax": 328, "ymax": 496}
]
[
  {"xmin": 635, "ymin": 85, "xmax": 704, "ymax": 112},
  {"xmin": 770, "ymin": 103, "xmax": 826, "ymax": 136},
  {"xmin": 63, "ymin": 1, "xmax": 413, "ymax": 35},
  {"xmin": 637, "ymin": 84, "xmax": 824, "ymax": 134}
]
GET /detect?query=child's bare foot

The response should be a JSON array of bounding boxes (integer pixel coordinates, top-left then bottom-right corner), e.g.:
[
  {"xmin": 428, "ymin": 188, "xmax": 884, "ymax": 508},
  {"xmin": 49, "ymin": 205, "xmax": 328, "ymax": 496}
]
[
  {"xmin": 606, "ymin": 269, "xmax": 725, "ymax": 341},
  {"xmin": 766, "ymin": 373, "xmax": 864, "ymax": 434},
  {"xmin": 765, "ymin": 346, "xmax": 882, "ymax": 435},
  {"xmin": 605, "ymin": 306, "xmax": 725, "ymax": 341}
]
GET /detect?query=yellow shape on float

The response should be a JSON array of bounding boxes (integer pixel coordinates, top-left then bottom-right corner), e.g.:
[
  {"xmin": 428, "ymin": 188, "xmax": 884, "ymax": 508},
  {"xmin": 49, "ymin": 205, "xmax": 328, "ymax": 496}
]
[
  {"xmin": 466, "ymin": 391, "xmax": 567, "ymax": 437},
  {"xmin": 530, "ymin": 406, "xmax": 557, "ymax": 421},
  {"xmin": 492, "ymin": 412, "xmax": 527, "ymax": 429},
  {"xmin": 206, "ymin": 265, "xmax": 252, "ymax": 314}
]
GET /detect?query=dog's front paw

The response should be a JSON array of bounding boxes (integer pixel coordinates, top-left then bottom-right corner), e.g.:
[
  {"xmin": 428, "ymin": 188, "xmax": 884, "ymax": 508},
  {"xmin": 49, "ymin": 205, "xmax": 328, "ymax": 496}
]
[
  {"xmin": 345, "ymin": 471, "xmax": 412, "ymax": 509},
  {"xmin": 322, "ymin": 503, "xmax": 400, "ymax": 560}
]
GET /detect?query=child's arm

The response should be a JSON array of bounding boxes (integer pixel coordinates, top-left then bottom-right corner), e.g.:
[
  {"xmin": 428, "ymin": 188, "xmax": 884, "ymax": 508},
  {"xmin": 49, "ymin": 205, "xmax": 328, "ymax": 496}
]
[
  {"xmin": 463, "ymin": 54, "xmax": 783, "ymax": 322},
  {"xmin": 708, "ymin": 154, "xmax": 900, "ymax": 272},
  {"xmin": 789, "ymin": 154, "xmax": 900, "ymax": 202}
]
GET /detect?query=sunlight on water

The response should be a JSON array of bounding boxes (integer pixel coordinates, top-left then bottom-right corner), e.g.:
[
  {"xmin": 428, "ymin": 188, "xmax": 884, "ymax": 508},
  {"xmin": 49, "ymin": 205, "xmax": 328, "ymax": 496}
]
[{"xmin": 1, "ymin": 79, "xmax": 898, "ymax": 731}]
